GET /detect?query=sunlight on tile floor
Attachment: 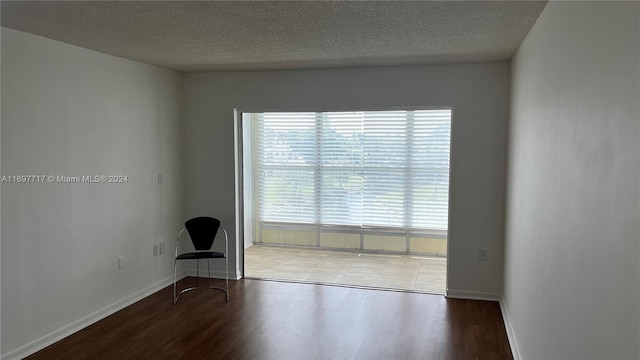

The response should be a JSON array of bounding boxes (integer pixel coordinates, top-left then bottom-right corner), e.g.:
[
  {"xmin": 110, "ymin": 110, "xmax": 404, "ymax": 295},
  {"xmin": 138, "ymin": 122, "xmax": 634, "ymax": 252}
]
[{"xmin": 244, "ymin": 244, "xmax": 446, "ymax": 294}]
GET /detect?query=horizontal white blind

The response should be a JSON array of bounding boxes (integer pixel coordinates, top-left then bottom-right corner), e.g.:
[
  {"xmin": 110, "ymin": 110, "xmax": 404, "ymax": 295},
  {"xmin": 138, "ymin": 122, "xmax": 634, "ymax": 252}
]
[
  {"xmin": 256, "ymin": 112, "xmax": 316, "ymax": 223},
  {"xmin": 255, "ymin": 110, "xmax": 451, "ymax": 232}
]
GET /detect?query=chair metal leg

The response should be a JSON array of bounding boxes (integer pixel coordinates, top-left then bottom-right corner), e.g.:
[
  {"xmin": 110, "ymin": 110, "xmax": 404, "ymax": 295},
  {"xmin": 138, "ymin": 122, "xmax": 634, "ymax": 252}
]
[
  {"xmin": 173, "ymin": 259, "xmax": 178, "ymax": 304},
  {"xmin": 225, "ymin": 252, "xmax": 229, "ymax": 302},
  {"xmin": 174, "ymin": 259, "xmax": 201, "ymax": 305},
  {"xmin": 208, "ymin": 259, "xmax": 212, "ymax": 288},
  {"xmin": 207, "ymin": 257, "xmax": 229, "ymax": 302}
]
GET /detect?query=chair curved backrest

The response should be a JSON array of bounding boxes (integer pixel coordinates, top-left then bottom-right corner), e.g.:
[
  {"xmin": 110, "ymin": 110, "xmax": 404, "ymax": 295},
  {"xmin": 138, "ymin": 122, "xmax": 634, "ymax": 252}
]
[{"xmin": 185, "ymin": 216, "xmax": 221, "ymax": 251}]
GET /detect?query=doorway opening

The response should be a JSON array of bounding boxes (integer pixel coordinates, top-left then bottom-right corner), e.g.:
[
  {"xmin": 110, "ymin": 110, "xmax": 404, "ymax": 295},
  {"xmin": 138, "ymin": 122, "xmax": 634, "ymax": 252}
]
[{"xmin": 239, "ymin": 109, "xmax": 451, "ymax": 294}]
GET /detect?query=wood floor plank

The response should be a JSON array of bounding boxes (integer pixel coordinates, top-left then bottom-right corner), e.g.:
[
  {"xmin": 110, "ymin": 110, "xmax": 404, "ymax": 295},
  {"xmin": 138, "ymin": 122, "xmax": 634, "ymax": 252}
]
[{"xmin": 26, "ymin": 278, "xmax": 512, "ymax": 360}]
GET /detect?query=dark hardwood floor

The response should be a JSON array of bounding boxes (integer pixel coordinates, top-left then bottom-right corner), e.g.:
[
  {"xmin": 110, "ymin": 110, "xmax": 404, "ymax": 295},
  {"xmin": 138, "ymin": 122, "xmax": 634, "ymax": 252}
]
[{"xmin": 27, "ymin": 278, "xmax": 513, "ymax": 360}]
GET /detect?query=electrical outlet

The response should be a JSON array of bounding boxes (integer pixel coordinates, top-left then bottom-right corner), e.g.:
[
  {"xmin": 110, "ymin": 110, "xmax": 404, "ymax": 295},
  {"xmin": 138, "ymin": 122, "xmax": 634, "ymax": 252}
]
[
  {"xmin": 159, "ymin": 241, "xmax": 165, "ymax": 255},
  {"xmin": 157, "ymin": 173, "xmax": 163, "ymax": 184},
  {"xmin": 153, "ymin": 244, "xmax": 158, "ymax": 256},
  {"xmin": 478, "ymin": 249, "xmax": 487, "ymax": 261},
  {"xmin": 117, "ymin": 256, "xmax": 125, "ymax": 270}
]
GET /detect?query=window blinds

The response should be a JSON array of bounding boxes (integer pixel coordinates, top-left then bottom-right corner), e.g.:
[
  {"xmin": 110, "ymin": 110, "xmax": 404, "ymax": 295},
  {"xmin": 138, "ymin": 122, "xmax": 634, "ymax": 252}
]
[{"xmin": 255, "ymin": 109, "xmax": 451, "ymax": 232}]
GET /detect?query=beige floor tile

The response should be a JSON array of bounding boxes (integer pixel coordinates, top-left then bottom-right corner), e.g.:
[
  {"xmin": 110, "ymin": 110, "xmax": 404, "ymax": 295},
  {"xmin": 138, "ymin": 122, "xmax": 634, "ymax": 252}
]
[
  {"xmin": 302, "ymin": 273, "xmax": 342, "ymax": 283},
  {"xmin": 244, "ymin": 244, "xmax": 446, "ymax": 294}
]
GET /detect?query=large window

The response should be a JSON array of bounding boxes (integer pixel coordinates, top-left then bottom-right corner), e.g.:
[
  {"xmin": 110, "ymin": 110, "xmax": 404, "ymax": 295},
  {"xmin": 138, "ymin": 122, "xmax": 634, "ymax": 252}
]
[{"xmin": 253, "ymin": 109, "xmax": 451, "ymax": 234}]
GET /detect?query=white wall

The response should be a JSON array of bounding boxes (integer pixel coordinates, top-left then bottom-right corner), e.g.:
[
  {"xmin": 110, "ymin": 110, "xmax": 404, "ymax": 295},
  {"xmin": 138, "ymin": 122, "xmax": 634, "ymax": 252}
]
[
  {"xmin": 0, "ymin": 25, "xmax": 3, "ymax": 360},
  {"xmin": 504, "ymin": 2, "xmax": 640, "ymax": 359},
  {"xmin": 1, "ymin": 28, "xmax": 184, "ymax": 358},
  {"xmin": 184, "ymin": 63, "xmax": 510, "ymax": 298}
]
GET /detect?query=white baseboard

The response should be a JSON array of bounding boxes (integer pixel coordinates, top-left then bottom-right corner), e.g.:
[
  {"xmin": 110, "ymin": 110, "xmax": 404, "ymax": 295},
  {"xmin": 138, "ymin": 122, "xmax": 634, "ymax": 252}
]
[
  {"xmin": 1, "ymin": 274, "xmax": 181, "ymax": 360},
  {"xmin": 183, "ymin": 268, "xmax": 241, "ymax": 280},
  {"xmin": 499, "ymin": 298, "xmax": 521, "ymax": 360},
  {"xmin": 445, "ymin": 289, "xmax": 501, "ymax": 301}
]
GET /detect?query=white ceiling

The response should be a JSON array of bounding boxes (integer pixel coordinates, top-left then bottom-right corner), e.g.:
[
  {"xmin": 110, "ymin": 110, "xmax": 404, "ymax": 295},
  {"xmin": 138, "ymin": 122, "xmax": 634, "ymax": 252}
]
[{"xmin": 0, "ymin": 1, "xmax": 547, "ymax": 73}]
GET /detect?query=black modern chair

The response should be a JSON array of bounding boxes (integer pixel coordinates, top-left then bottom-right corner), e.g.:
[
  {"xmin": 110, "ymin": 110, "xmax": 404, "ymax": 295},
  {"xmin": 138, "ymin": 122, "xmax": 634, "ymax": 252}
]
[{"xmin": 173, "ymin": 216, "xmax": 229, "ymax": 304}]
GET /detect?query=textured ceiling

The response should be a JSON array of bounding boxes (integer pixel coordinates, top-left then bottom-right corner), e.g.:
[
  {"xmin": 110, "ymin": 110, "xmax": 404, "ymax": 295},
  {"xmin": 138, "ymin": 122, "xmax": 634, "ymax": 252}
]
[{"xmin": 0, "ymin": 1, "xmax": 547, "ymax": 72}]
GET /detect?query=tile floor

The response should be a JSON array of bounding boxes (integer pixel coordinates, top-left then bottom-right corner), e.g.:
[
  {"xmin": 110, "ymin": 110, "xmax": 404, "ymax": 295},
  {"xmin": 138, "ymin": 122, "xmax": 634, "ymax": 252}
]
[{"xmin": 244, "ymin": 244, "xmax": 447, "ymax": 294}]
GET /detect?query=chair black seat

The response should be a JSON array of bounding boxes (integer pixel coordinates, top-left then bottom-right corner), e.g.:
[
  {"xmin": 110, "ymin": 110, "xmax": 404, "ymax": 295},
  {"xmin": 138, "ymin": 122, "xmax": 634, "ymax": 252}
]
[{"xmin": 176, "ymin": 251, "xmax": 225, "ymax": 260}]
